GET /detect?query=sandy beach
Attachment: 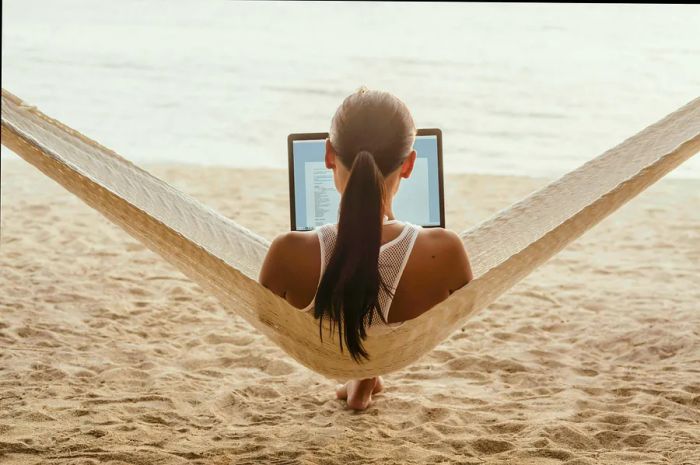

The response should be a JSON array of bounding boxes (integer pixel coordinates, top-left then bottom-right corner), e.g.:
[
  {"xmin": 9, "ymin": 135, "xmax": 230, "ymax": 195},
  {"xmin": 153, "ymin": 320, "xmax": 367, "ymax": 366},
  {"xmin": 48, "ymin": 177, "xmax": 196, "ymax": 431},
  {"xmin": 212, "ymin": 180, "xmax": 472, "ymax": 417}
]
[{"xmin": 1, "ymin": 158, "xmax": 698, "ymax": 464}]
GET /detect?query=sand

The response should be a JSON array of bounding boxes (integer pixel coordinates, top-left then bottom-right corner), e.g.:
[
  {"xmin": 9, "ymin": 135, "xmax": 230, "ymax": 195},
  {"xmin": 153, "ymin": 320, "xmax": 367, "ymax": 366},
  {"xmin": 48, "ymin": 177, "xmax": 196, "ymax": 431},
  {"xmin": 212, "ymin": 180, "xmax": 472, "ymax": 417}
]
[{"xmin": 1, "ymin": 158, "xmax": 699, "ymax": 464}]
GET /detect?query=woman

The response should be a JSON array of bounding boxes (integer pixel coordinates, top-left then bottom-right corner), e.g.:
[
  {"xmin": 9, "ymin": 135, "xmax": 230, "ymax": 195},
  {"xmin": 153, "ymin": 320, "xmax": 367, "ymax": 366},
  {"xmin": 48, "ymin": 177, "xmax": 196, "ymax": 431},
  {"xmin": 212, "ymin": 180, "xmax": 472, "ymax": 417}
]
[{"xmin": 259, "ymin": 87, "xmax": 473, "ymax": 410}]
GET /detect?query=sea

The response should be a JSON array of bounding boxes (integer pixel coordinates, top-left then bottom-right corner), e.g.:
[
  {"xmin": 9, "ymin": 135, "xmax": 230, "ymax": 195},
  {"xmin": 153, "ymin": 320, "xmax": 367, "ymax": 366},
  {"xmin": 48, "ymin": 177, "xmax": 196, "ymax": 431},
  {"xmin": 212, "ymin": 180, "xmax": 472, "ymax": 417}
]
[{"xmin": 2, "ymin": 1, "xmax": 699, "ymax": 178}]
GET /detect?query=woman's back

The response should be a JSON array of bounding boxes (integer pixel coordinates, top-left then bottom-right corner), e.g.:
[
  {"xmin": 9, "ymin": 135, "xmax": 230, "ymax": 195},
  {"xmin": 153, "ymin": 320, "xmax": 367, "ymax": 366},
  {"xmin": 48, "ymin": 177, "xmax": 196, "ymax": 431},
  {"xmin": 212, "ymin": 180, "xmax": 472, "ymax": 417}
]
[{"xmin": 273, "ymin": 220, "xmax": 471, "ymax": 325}]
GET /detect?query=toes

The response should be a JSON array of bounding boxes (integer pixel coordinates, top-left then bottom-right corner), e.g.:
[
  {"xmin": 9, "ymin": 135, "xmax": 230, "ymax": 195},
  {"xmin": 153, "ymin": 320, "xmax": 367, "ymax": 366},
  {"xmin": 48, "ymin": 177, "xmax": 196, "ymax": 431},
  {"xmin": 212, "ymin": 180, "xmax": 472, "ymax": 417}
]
[{"xmin": 335, "ymin": 383, "xmax": 348, "ymax": 400}]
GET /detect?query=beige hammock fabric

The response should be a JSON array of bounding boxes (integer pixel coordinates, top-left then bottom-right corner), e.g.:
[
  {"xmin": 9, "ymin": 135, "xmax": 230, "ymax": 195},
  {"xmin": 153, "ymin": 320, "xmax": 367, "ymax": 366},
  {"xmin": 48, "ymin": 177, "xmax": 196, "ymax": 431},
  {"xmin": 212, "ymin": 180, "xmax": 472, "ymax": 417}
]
[{"xmin": 2, "ymin": 89, "xmax": 699, "ymax": 381}]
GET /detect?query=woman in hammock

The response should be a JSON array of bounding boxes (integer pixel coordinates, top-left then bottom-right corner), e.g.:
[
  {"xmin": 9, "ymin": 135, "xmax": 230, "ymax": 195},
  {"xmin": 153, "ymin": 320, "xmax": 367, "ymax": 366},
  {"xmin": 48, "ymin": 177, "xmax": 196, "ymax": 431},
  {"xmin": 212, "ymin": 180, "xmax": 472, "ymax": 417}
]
[{"xmin": 259, "ymin": 87, "xmax": 473, "ymax": 410}]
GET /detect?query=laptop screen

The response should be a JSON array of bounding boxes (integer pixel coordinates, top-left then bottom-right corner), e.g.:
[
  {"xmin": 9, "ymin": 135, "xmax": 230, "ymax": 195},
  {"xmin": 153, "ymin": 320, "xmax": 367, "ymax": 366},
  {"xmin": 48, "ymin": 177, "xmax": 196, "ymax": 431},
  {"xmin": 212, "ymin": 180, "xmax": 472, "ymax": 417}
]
[{"xmin": 289, "ymin": 131, "xmax": 443, "ymax": 230}]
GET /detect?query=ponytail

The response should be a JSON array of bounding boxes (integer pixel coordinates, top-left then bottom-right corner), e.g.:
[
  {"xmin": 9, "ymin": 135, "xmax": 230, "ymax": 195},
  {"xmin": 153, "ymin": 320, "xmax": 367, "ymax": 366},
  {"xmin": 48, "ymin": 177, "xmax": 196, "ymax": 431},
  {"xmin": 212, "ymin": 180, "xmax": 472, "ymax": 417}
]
[{"xmin": 314, "ymin": 151, "xmax": 391, "ymax": 362}]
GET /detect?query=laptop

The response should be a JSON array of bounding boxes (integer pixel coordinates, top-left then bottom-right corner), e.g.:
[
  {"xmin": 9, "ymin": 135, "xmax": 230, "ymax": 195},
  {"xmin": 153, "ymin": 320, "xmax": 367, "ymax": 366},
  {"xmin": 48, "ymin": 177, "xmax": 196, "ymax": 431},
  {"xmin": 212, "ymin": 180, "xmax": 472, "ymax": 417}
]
[{"xmin": 287, "ymin": 128, "xmax": 444, "ymax": 231}]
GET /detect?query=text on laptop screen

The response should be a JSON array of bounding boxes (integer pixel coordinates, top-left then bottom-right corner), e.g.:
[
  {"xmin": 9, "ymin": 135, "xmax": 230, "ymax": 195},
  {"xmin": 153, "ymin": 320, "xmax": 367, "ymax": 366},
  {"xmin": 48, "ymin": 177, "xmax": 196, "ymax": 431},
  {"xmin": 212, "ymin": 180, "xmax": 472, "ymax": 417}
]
[{"xmin": 292, "ymin": 135, "xmax": 441, "ymax": 230}]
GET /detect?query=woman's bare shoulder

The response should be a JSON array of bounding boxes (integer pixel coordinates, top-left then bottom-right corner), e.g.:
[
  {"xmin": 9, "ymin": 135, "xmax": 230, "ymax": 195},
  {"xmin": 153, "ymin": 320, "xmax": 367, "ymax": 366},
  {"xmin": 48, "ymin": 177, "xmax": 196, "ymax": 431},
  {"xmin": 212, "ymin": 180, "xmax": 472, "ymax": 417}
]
[
  {"xmin": 259, "ymin": 230, "xmax": 320, "ymax": 286},
  {"xmin": 415, "ymin": 227, "xmax": 465, "ymax": 251},
  {"xmin": 412, "ymin": 227, "xmax": 473, "ymax": 291},
  {"xmin": 269, "ymin": 230, "xmax": 320, "ymax": 259}
]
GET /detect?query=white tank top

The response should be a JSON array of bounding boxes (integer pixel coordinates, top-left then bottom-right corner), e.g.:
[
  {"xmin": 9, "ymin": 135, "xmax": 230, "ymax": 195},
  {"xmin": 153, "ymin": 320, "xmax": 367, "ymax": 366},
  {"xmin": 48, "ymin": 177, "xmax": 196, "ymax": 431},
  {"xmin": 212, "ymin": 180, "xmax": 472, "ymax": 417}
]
[{"xmin": 303, "ymin": 218, "xmax": 421, "ymax": 330}]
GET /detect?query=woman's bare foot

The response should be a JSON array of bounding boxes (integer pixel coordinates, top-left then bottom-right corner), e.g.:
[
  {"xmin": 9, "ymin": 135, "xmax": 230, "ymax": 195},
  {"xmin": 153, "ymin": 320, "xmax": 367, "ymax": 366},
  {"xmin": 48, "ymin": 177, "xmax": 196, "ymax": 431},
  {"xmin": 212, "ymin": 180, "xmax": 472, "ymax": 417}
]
[{"xmin": 335, "ymin": 376, "xmax": 384, "ymax": 410}]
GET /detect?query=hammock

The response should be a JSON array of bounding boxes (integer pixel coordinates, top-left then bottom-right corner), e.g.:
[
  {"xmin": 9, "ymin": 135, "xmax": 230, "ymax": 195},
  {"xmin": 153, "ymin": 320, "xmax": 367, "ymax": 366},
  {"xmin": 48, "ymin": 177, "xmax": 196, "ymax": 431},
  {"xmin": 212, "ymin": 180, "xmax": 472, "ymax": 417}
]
[{"xmin": 2, "ymin": 89, "xmax": 698, "ymax": 382}]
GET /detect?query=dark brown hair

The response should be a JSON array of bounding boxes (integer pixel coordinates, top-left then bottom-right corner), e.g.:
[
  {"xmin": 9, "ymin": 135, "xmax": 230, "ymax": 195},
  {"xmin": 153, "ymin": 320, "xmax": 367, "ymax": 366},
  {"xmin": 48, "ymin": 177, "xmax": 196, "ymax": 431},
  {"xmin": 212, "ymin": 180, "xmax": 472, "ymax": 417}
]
[{"xmin": 313, "ymin": 87, "xmax": 417, "ymax": 362}]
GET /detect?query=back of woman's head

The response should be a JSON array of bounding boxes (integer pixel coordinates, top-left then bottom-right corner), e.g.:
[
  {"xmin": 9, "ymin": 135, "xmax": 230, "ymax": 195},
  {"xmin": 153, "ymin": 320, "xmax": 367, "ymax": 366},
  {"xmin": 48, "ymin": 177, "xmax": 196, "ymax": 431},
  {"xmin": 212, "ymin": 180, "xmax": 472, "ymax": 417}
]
[{"xmin": 314, "ymin": 87, "xmax": 416, "ymax": 362}]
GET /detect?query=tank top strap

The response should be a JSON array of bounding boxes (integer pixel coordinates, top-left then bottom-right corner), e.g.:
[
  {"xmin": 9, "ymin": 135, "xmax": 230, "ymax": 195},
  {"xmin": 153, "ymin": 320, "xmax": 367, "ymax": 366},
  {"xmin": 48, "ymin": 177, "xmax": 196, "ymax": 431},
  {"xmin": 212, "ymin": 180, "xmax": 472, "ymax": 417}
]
[
  {"xmin": 375, "ymin": 222, "xmax": 421, "ymax": 322},
  {"xmin": 316, "ymin": 223, "xmax": 337, "ymax": 275},
  {"xmin": 302, "ymin": 223, "xmax": 336, "ymax": 311}
]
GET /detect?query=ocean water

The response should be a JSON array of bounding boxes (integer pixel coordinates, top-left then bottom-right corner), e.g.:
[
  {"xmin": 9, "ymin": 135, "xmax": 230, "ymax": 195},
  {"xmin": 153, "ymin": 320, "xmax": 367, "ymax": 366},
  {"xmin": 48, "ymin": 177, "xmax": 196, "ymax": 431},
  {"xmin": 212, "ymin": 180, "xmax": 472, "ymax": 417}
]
[{"xmin": 2, "ymin": 1, "xmax": 699, "ymax": 178}]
